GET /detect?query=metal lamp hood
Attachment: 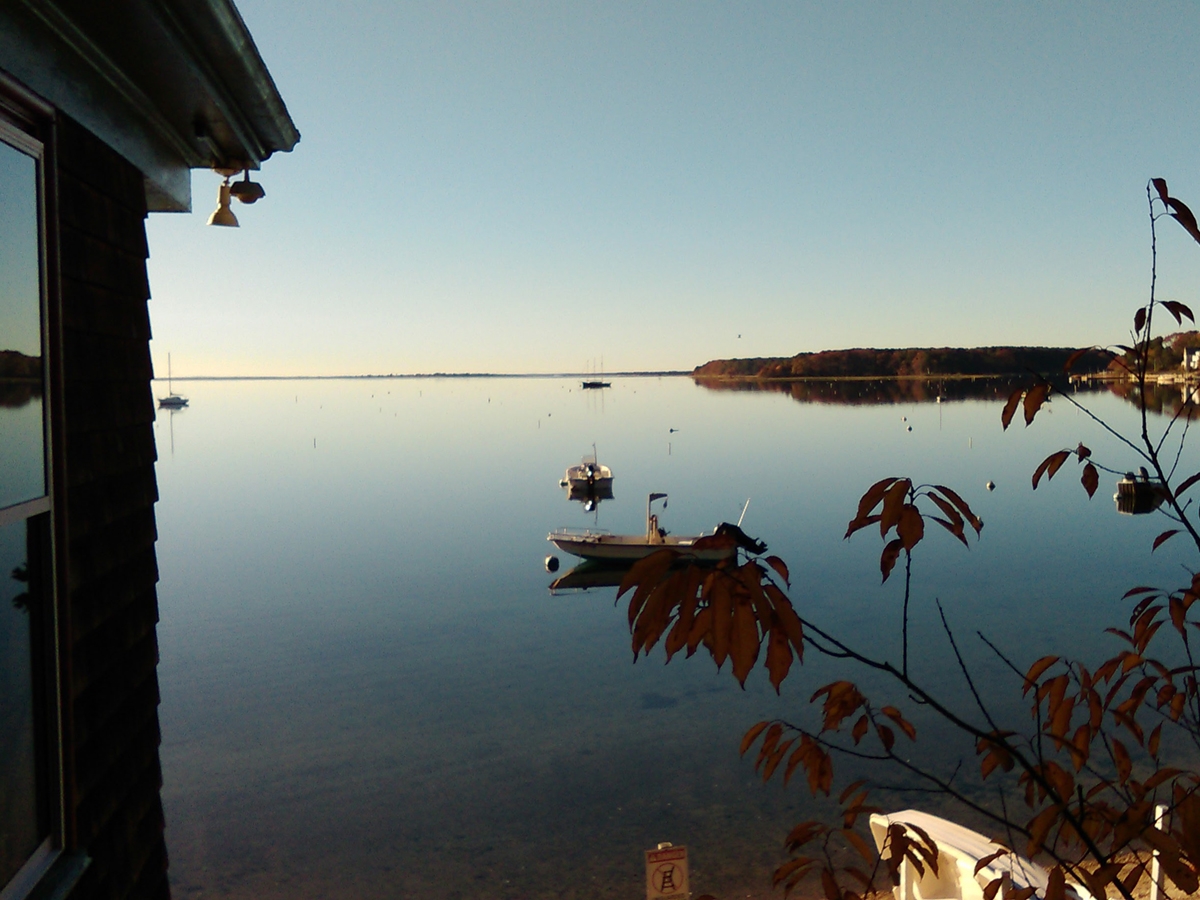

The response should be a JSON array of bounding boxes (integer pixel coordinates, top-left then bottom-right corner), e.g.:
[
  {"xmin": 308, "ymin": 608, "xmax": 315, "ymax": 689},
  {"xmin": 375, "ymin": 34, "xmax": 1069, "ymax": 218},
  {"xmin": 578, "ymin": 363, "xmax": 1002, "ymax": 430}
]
[{"xmin": 206, "ymin": 179, "xmax": 239, "ymax": 227}]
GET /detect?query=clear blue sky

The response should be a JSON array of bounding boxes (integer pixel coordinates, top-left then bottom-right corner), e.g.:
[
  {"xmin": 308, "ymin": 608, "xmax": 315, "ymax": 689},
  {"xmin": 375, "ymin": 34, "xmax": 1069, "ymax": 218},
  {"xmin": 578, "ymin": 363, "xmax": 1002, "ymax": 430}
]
[{"xmin": 145, "ymin": 1, "xmax": 1200, "ymax": 377}]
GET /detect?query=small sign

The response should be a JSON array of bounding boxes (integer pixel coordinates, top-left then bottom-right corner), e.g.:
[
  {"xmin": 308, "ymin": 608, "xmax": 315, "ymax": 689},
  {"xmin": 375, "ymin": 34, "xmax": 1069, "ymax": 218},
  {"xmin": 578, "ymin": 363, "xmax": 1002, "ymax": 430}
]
[{"xmin": 646, "ymin": 844, "xmax": 688, "ymax": 900}]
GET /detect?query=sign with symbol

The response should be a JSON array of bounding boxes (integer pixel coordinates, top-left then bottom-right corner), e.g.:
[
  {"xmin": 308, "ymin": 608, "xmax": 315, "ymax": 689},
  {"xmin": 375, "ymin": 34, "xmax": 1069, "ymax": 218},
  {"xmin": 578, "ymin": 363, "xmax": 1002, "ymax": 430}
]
[{"xmin": 646, "ymin": 844, "xmax": 688, "ymax": 900}]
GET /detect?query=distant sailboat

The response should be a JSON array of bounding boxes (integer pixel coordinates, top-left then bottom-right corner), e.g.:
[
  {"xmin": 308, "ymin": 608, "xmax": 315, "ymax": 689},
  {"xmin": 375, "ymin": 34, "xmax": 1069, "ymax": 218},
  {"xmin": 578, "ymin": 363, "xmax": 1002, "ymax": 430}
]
[
  {"xmin": 158, "ymin": 353, "xmax": 188, "ymax": 409},
  {"xmin": 581, "ymin": 356, "xmax": 610, "ymax": 389}
]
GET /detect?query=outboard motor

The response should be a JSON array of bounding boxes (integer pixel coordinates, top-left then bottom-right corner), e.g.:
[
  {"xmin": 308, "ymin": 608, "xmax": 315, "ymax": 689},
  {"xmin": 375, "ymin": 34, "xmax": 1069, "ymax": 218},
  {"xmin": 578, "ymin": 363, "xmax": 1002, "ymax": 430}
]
[{"xmin": 713, "ymin": 522, "xmax": 767, "ymax": 555}]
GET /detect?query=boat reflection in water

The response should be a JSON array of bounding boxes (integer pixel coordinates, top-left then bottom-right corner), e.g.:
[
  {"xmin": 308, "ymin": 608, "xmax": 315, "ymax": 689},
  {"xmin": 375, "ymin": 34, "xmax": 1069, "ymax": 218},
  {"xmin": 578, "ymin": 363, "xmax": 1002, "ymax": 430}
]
[
  {"xmin": 549, "ymin": 559, "xmax": 631, "ymax": 593},
  {"xmin": 566, "ymin": 480, "xmax": 613, "ymax": 512}
]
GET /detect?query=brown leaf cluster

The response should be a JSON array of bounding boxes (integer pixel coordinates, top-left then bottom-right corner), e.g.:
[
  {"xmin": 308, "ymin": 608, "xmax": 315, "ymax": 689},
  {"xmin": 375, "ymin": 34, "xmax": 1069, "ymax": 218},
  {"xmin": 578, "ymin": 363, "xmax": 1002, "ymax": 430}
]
[
  {"xmin": 767, "ymin": 783, "xmax": 884, "ymax": 900},
  {"xmin": 1155, "ymin": 178, "xmax": 1200, "ymax": 248},
  {"xmin": 845, "ymin": 478, "xmax": 982, "ymax": 580},
  {"xmin": 969, "ymin": 578, "xmax": 1200, "ymax": 897},
  {"xmin": 1001, "ymin": 382, "xmax": 1054, "ymax": 430},
  {"xmin": 1030, "ymin": 444, "xmax": 1098, "ymax": 498},
  {"xmin": 617, "ymin": 547, "xmax": 803, "ymax": 691}
]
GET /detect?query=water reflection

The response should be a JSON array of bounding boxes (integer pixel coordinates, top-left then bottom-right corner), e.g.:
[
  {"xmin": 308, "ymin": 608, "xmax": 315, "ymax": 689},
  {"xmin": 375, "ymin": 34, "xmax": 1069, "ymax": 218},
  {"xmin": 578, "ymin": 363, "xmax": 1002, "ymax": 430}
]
[
  {"xmin": 692, "ymin": 374, "xmax": 1200, "ymax": 423},
  {"xmin": 0, "ymin": 520, "xmax": 43, "ymax": 886},
  {"xmin": 0, "ymin": 351, "xmax": 44, "ymax": 510},
  {"xmin": 1103, "ymin": 379, "xmax": 1200, "ymax": 418},
  {"xmin": 154, "ymin": 376, "xmax": 1194, "ymax": 900},
  {"xmin": 693, "ymin": 376, "xmax": 1037, "ymax": 406},
  {"xmin": 0, "ymin": 351, "xmax": 41, "ymax": 409},
  {"xmin": 566, "ymin": 480, "xmax": 614, "ymax": 510},
  {"xmin": 549, "ymin": 559, "xmax": 629, "ymax": 592}
]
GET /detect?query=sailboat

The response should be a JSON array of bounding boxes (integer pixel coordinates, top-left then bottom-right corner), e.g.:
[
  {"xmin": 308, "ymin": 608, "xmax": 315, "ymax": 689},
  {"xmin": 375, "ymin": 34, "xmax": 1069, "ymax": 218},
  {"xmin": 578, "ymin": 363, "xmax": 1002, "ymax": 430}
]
[
  {"xmin": 581, "ymin": 356, "xmax": 610, "ymax": 389},
  {"xmin": 157, "ymin": 353, "xmax": 188, "ymax": 409}
]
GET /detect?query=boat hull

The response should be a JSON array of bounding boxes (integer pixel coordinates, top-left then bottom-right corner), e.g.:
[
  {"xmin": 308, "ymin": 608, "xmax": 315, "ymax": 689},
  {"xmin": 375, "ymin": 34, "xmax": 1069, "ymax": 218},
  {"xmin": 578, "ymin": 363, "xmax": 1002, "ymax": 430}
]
[
  {"xmin": 869, "ymin": 810, "xmax": 1094, "ymax": 900},
  {"xmin": 548, "ymin": 531, "xmax": 734, "ymax": 562}
]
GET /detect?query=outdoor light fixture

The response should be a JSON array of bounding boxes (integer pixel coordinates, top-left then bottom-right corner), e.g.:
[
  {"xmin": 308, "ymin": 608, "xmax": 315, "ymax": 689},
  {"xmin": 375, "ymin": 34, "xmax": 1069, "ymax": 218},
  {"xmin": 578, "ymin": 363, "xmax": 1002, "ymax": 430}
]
[
  {"xmin": 205, "ymin": 168, "xmax": 267, "ymax": 227},
  {"xmin": 206, "ymin": 178, "xmax": 239, "ymax": 227},
  {"xmin": 228, "ymin": 168, "xmax": 265, "ymax": 204}
]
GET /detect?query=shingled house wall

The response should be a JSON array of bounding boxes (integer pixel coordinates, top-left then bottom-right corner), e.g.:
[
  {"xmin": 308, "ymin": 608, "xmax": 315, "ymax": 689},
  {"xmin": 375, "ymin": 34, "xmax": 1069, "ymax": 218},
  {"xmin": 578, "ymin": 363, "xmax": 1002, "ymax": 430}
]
[{"xmin": 54, "ymin": 114, "xmax": 170, "ymax": 900}]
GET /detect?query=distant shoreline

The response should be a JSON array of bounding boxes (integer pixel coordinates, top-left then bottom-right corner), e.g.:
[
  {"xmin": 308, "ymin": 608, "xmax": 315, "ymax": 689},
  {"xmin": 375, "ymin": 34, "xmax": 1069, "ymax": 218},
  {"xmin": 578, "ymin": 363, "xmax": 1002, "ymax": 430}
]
[
  {"xmin": 692, "ymin": 345, "xmax": 1114, "ymax": 380},
  {"xmin": 693, "ymin": 372, "xmax": 1029, "ymax": 382},
  {"xmin": 153, "ymin": 371, "xmax": 692, "ymax": 382}
]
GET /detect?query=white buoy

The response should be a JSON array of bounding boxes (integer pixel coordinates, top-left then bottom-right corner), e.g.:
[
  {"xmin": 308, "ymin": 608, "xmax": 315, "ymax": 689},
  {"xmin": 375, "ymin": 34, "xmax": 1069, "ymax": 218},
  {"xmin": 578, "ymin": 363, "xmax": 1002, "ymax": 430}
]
[
  {"xmin": 545, "ymin": 555, "xmax": 560, "ymax": 573},
  {"xmin": 906, "ymin": 425, "xmax": 912, "ymax": 432},
  {"xmin": 986, "ymin": 481, "xmax": 995, "ymax": 491}
]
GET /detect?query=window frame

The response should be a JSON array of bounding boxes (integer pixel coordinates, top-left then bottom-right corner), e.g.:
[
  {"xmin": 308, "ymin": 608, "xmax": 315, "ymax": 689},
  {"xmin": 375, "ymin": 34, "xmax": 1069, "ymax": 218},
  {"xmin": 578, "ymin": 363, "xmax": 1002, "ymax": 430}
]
[{"xmin": 0, "ymin": 97, "xmax": 73, "ymax": 900}]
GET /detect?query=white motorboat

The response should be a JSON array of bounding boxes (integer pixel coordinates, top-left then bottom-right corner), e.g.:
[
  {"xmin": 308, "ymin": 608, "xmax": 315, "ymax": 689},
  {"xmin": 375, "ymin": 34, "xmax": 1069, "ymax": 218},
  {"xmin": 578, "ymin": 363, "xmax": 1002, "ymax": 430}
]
[
  {"xmin": 562, "ymin": 446, "xmax": 613, "ymax": 491},
  {"xmin": 548, "ymin": 492, "xmax": 737, "ymax": 562},
  {"xmin": 869, "ymin": 810, "xmax": 1095, "ymax": 900}
]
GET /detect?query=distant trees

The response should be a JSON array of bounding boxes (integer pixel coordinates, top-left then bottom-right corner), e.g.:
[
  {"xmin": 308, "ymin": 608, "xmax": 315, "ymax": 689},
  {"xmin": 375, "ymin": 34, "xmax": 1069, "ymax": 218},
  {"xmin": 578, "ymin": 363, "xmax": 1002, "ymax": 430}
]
[
  {"xmin": 692, "ymin": 346, "xmax": 1113, "ymax": 380},
  {"xmin": 1108, "ymin": 330, "xmax": 1200, "ymax": 375}
]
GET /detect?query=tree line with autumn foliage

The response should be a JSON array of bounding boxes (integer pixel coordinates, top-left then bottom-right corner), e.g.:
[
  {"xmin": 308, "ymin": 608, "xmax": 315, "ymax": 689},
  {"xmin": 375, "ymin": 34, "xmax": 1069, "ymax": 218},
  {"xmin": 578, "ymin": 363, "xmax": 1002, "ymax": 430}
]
[
  {"xmin": 618, "ymin": 179, "xmax": 1200, "ymax": 900},
  {"xmin": 693, "ymin": 346, "xmax": 1114, "ymax": 380},
  {"xmin": 1108, "ymin": 330, "xmax": 1200, "ymax": 374}
]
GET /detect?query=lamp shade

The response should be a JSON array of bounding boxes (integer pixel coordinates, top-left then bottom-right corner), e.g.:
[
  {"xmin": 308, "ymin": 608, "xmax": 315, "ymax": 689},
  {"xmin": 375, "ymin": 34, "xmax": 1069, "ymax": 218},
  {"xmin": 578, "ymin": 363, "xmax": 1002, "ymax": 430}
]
[
  {"xmin": 206, "ymin": 182, "xmax": 239, "ymax": 227},
  {"xmin": 229, "ymin": 171, "xmax": 265, "ymax": 204}
]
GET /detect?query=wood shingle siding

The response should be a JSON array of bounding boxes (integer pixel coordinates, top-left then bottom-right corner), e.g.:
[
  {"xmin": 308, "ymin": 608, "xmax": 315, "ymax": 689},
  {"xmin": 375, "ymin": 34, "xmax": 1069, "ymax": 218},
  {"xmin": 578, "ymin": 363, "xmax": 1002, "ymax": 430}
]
[{"xmin": 56, "ymin": 114, "xmax": 169, "ymax": 900}]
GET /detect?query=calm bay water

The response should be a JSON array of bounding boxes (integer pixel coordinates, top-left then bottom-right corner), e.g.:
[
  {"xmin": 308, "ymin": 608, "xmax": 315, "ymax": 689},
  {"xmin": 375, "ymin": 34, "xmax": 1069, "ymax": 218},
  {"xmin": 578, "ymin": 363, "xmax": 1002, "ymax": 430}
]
[{"xmin": 152, "ymin": 376, "xmax": 1191, "ymax": 900}]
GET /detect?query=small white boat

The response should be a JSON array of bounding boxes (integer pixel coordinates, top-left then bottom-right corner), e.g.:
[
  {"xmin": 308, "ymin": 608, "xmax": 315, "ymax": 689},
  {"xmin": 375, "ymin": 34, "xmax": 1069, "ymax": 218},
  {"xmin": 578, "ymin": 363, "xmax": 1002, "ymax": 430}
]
[
  {"xmin": 869, "ymin": 810, "xmax": 1095, "ymax": 900},
  {"xmin": 548, "ymin": 492, "xmax": 736, "ymax": 562},
  {"xmin": 1114, "ymin": 468, "xmax": 1168, "ymax": 516},
  {"xmin": 157, "ymin": 353, "xmax": 188, "ymax": 409},
  {"xmin": 562, "ymin": 447, "xmax": 613, "ymax": 491}
]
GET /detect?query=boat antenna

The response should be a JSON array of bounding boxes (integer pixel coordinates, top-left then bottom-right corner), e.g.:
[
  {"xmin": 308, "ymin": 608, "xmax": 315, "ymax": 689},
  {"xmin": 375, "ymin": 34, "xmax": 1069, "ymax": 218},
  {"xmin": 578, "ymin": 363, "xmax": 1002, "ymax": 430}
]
[{"xmin": 737, "ymin": 498, "xmax": 750, "ymax": 528}]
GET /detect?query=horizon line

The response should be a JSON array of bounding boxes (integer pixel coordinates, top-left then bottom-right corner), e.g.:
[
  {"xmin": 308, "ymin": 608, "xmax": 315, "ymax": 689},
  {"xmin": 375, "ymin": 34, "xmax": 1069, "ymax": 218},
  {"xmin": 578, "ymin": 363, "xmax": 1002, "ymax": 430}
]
[{"xmin": 154, "ymin": 370, "xmax": 693, "ymax": 382}]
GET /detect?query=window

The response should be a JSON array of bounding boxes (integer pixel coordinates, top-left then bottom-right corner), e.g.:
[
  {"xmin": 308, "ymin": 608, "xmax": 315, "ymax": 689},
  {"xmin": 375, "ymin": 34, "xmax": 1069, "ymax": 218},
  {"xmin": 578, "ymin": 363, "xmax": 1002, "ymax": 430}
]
[{"xmin": 0, "ymin": 117, "xmax": 60, "ymax": 899}]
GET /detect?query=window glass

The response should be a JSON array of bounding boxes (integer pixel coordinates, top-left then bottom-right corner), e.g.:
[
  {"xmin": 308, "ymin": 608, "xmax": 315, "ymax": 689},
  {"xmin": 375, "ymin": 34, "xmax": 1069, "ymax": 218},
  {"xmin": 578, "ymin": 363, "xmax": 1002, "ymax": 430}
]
[
  {"xmin": 0, "ymin": 129, "xmax": 51, "ymax": 893},
  {"xmin": 0, "ymin": 140, "xmax": 44, "ymax": 510},
  {"xmin": 0, "ymin": 518, "xmax": 42, "ymax": 885}
]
